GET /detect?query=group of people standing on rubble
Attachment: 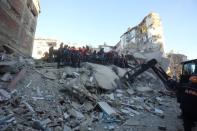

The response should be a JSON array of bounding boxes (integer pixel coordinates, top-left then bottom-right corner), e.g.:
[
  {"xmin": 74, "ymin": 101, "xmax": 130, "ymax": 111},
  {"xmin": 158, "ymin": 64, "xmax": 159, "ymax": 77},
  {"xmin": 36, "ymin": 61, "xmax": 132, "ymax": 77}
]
[{"xmin": 47, "ymin": 43, "xmax": 128, "ymax": 68}]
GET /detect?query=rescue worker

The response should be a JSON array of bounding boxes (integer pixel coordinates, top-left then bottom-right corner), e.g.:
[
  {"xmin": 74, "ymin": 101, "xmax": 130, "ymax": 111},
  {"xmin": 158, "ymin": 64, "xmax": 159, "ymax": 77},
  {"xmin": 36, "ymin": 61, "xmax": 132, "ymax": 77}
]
[
  {"xmin": 57, "ymin": 43, "xmax": 64, "ymax": 68},
  {"xmin": 63, "ymin": 45, "xmax": 69, "ymax": 66},
  {"xmin": 97, "ymin": 48, "xmax": 105, "ymax": 64},
  {"xmin": 48, "ymin": 46, "xmax": 54, "ymax": 62},
  {"xmin": 92, "ymin": 50, "xmax": 97, "ymax": 63}
]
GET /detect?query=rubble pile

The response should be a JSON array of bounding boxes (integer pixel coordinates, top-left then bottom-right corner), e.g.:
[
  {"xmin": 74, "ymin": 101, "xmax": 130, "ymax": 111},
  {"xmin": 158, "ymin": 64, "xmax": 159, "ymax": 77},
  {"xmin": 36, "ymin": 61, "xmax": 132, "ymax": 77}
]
[{"xmin": 0, "ymin": 53, "xmax": 184, "ymax": 131}]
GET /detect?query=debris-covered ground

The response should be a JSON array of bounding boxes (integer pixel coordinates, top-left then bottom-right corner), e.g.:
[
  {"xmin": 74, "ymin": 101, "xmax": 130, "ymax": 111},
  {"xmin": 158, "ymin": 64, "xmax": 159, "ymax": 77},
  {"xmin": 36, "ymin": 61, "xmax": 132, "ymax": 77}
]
[{"xmin": 0, "ymin": 55, "xmax": 186, "ymax": 131}]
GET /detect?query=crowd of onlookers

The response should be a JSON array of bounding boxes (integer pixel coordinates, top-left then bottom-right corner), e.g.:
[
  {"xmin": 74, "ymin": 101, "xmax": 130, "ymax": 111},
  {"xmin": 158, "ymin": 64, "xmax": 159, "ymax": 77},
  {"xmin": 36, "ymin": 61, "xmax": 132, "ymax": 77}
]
[{"xmin": 43, "ymin": 43, "xmax": 129, "ymax": 68}]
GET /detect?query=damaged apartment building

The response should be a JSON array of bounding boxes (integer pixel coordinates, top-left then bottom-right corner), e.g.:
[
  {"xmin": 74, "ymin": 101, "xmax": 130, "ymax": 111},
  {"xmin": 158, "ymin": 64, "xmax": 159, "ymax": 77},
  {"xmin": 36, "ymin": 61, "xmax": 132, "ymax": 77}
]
[
  {"xmin": 0, "ymin": 0, "xmax": 40, "ymax": 56},
  {"xmin": 115, "ymin": 12, "xmax": 169, "ymax": 70}
]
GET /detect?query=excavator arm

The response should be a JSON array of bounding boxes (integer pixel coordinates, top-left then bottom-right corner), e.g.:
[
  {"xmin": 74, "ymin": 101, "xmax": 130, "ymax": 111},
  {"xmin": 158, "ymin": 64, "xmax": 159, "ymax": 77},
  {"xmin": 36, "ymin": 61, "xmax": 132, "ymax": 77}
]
[{"xmin": 123, "ymin": 59, "xmax": 176, "ymax": 90}]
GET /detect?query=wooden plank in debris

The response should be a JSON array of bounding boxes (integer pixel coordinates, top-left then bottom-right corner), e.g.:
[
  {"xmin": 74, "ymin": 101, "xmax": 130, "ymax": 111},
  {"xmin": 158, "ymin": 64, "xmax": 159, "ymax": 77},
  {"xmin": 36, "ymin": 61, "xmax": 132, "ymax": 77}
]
[
  {"xmin": 98, "ymin": 101, "xmax": 116, "ymax": 115},
  {"xmin": 7, "ymin": 68, "xmax": 26, "ymax": 89}
]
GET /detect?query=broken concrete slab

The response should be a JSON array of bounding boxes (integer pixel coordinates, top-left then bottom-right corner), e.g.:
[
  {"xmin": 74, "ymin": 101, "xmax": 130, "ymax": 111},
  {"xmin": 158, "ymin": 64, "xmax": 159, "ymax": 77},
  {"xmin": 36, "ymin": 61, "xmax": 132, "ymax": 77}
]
[
  {"xmin": 63, "ymin": 79, "xmax": 97, "ymax": 101},
  {"xmin": 98, "ymin": 102, "xmax": 117, "ymax": 116},
  {"xmin": 111, "ymin": 65, "xmax": 127, "ymax": 78},
  {"xmin": 0, "ymin": 114, "xmax": 15, "ymax": 125},
  {"xmin": 68, "ymin": 109, "xmax": 84, "ymax": 119},
  {"xmin": 84, "ymin": 63, "xmax": 119, "ymax": 90},
  {"xmin": 82, "ymin": 102, "xmax": 94, "ymax": 112},
  {"xmin": 32, "ymin": 120, "xmax": 45, "ymax": 131}
]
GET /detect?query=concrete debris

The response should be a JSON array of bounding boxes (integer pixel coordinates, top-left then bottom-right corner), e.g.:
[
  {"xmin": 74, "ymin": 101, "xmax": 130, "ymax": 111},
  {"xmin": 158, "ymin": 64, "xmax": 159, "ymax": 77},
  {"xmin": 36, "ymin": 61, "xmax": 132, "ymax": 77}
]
[
  {"xmin": 0, "ymin": 114, "xmax": 15, "ymax": 125},
  {"xmin": 32, "ymin": 120, "xmax": 45, "ymax": 131},
  {"xmin": 82, "ymin": 102, "xmax": 94, "ymax": 112},
  {"xmin": 154, "ymin": 108, "xmax": 164, "ymax": 116},
  {"xmin": 32, "ymin": 97, "xmax": 45, "ymax": 101},
  {"xmin": 124, "ymin": 119, "xmax": 140, "ymax": 126},
  {"xmin": 98, "ymin": 102, "xmax": 117, "ymax": 116},
  {"xmin": 127, "ymin": 88, "xmax": 135, "ymax": 95},
  {"xmin": 0, "ymin": 61, "xmax": 17, "ymax": 66},
  {"xmin": 41, "ymin": 118, "xmax": 52, "ymax": 127},
  {"xmin": 22, "ymin": 101, "xmax": 35, "ymax": 113},
  {"xmin": 0, "ymin": 89, "xmax": 11, "ymax": 101},
  {"xmin": 136, "ymin": 86, "xmax": 153, "ymax": 92},
  {"xmin": 7, "ymin": 68, "xmax": 26, "ymax": 89},
  {"xmin": 1, "ymin": 72, "xmax": 12, "ymax": 82},
  {"xmin": 64, "ymin": 125, "xmax": 72, "ymax": 131},
  {"xmin": 106, "ymin": 93, "xmax": 115, "ymax": 100},
  {"xmin": 86, "ymin": 63, "xmax": 119, "ymax": 90},
  {"xmin": 63, "ymin": 113, "xmax": 70, "ymax": 120},
  {"xmin": 68, "ymin": 109, "xmax": 84, "ymax": 119},
  {"xmin": 0, "ymin": 53, "xmax": 184, "ymax": 130},
  {"xmin": 25, "ymin": 80, "xmax": 32, "ymax": 88}
]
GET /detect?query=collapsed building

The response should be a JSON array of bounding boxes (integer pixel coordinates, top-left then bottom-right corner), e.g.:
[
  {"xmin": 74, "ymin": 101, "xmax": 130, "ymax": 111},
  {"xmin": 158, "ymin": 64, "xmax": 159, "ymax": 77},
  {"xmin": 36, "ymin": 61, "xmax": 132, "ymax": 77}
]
[
  {"xmin": 167, "ymin": 53, "xmax": 187, "ymax": 78},
  {"xmin": 115, "ymin": 13, "xmax": 169, "ymax": 70},
  {"xmin": 0, "ymin": 0, "xmax": 40, "ymax": 56}
]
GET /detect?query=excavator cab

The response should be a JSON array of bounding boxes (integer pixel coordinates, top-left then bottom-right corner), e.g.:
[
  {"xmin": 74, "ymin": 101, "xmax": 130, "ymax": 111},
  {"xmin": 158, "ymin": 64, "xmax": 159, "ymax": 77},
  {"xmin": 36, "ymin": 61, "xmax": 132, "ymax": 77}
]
[{"xmin": 180, "ymin": 59, "xmax": 197, "ymax": 84}]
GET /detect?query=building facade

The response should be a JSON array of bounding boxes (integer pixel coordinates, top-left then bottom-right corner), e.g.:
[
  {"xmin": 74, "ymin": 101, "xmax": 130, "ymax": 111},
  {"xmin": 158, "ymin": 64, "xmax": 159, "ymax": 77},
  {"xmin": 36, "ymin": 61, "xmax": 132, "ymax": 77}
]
[{"xmin": 0, "ymin": 0, "xmax": 40, "ymax": 56}]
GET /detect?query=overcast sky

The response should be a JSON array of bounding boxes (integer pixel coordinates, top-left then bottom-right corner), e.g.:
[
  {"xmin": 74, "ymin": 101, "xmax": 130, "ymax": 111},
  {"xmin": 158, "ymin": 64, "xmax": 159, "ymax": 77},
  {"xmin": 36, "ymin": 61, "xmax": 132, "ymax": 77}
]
[{"xmin": 35, "ymin": 0, "xmax": 197, "ymax": 59}]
